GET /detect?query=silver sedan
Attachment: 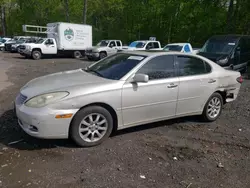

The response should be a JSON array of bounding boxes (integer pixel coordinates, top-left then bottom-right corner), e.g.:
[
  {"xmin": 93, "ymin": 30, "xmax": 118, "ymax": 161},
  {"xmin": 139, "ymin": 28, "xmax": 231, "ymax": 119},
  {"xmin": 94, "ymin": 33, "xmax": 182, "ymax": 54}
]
[{"xmin": 15, "ymin": 51, "xmax": 243, "ymax": 147}]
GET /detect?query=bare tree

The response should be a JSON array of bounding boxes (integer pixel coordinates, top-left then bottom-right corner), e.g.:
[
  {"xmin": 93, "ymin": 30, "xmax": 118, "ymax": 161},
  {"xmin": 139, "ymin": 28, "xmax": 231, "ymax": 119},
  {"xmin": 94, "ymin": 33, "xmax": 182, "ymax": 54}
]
[
  {"xmin": 83, "ymin": 0, "xmax": 87, "ymax": 24},
  {"xmin": 64, "ymin": 0, "xmax": 70, "ymax": 22},
  {"xmin": 1, "ymin": 5, "xmax": 6, "ymax": 36},
  {"xmin": 227, "ymin": 0, "xmax": 234, "ymax": 33}
]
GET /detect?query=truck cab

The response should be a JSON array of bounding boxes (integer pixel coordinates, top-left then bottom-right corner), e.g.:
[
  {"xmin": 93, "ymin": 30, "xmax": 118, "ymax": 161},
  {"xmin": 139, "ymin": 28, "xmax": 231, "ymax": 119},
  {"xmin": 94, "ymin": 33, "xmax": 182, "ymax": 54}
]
[
  {"xmin": 86, "ymin": 40, "xmax": 123, "ymax": 60},
  {"xmin": 21, "ymin": 38, "xmax": 57, "ymax": 59}
]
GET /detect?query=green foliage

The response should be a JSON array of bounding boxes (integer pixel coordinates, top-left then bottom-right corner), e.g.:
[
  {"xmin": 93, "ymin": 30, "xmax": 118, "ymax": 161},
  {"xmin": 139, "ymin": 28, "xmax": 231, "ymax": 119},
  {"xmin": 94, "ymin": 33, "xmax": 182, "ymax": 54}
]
[{"xmin": 1, "ymin": 0, "xmax": 250, "ymax": 47}]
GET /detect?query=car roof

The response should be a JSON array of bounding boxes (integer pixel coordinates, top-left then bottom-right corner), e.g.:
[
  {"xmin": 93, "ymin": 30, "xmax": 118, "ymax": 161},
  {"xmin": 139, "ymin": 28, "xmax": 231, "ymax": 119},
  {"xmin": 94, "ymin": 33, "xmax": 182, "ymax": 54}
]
[
  {"xmin": 118, "ymin": 50, "xmax": 196, "ymax": 57},
  {"xmin": 133, "ymin": 40, "xmax": 159, "ymax": 43},
  {"xmin": 209, "ymin": 35, "xmax": 250, "ymax": 40},
  {"xmin": 165, "ymin": 43, "xmax": 189, "ymax": 46}
]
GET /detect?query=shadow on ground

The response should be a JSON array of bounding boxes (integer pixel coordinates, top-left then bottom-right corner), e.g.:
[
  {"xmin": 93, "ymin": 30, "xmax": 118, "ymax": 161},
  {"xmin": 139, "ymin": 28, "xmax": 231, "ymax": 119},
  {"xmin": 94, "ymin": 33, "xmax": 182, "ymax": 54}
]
[{"xmin": 0, "ymin": 109, "xmax": 203, "ymax": 151}]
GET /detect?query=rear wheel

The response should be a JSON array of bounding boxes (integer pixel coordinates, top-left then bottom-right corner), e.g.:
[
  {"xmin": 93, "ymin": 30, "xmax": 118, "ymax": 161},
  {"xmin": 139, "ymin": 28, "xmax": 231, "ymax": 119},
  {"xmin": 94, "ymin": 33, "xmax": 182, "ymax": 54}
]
[
  {"xmin": 32, "ymin": 50, "xmax": 42, "ymax": 60},
  {"xmin": 202, "ymin": 92, "xmax": 223, "ymax": 122},
  {"xmin": 70, "ymin": 106, "xmax": 113, "ymax": 147},
  {"xmin": 240, "ymin": 65, "xmax": 248, "ymax": 74},
  {"xmin": 74, "ymin": 51, "xmax": 82, "ymax": 59}
]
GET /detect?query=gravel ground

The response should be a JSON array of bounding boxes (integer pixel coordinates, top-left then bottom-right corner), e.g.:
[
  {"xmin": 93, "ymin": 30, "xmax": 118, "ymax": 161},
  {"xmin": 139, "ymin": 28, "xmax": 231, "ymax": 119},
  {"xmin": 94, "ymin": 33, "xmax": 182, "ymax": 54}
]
[{"xmin": 0, "ymin": 52, "xmax": 250, "ymax": 188}]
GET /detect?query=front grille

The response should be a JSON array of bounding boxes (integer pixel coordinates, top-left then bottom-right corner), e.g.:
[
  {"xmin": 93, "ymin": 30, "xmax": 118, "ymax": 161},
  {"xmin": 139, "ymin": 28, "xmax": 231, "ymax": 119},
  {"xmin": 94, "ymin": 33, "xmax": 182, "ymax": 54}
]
[
  {"xmin": 19, "ymin": 45, "xmax": 26, "ymax": 50},
  {"xmin": 5, "ymin": 44, "xmax": 12, "ymax": 51},
  {"xmin": 86, "ymin": 50, "xmax": 92, "ymax": 53},
  {"xmin": 16, "ymin": 93, "xmax": 27, "ymax": 105}
]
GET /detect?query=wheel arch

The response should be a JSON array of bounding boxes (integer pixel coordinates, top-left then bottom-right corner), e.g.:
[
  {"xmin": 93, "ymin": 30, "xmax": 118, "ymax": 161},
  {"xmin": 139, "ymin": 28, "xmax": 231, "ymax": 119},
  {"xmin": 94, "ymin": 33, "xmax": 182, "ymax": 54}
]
[{"xmin": 70, "ymin": 102, "xmax": 118, "ymax": 135}]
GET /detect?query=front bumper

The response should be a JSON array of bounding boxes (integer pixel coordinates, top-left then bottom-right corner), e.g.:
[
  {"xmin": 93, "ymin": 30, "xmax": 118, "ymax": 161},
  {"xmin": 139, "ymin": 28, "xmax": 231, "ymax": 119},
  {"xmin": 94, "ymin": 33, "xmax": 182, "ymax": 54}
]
[
  {"xmin": 22, "ymin": 49, "xmax": 32, "ymax": 56},
  {"xmin": 15, "ymin": 103, "xmax": 78, "ymax": 139},
  {"xmin": 86, "ymin": 52, "xmax": 100, "ymax": 58}
]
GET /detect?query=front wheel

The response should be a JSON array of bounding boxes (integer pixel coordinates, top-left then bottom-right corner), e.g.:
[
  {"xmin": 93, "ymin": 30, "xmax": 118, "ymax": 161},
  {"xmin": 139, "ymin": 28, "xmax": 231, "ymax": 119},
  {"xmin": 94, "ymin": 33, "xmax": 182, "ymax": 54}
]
[
  {"xmin": 70, "ymin": 106, "xmax": 113, "ymax": 147},
  {"xmin": 32, "ymin": 50, "xmax": 42, "ymax": 60},
  {"xmin": 202, "ymin": 93, "xmax": 223, "ymax": 122},
  {"xmin": 99, "ymin": 52, "xmax": 107, "ymax": 59}
]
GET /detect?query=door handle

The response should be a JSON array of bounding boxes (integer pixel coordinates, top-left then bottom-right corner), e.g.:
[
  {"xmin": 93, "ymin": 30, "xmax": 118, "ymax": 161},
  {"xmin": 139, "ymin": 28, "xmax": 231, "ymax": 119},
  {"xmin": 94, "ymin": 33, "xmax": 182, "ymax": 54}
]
[
  {"xmin": 51, "ymin": 45, "xmax": 55, "ymax": 47},
  {"xmin": 208, "ymin": 79, "xmax": 216, "ymax": 83},
  {"xmin": 167, "ymin": 83, "xmax": 178, "ymax": 88}
]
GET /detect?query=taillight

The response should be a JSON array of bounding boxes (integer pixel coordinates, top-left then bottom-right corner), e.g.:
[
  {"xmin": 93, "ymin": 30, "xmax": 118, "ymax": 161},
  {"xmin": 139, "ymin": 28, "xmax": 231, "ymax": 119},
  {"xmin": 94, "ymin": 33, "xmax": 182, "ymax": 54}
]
[{"xmin": 236, "ymin": 76, "xmax": 243, "ymax": 84}]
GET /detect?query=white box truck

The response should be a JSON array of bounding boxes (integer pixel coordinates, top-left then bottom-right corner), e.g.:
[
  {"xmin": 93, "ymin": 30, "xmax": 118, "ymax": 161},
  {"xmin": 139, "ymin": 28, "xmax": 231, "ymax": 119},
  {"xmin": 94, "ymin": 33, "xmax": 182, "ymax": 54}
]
[{"xmin": 21, "ymin": 22, "xmax": 92, "ymax": 60}]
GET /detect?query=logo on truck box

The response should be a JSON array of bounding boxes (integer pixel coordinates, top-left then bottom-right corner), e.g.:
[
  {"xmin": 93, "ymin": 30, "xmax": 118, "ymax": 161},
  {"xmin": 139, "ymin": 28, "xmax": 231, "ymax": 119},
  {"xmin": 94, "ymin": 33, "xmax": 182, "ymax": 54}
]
[{"xmin": 64, "ymin": 28, "xmax": 74, "ymax": 41}]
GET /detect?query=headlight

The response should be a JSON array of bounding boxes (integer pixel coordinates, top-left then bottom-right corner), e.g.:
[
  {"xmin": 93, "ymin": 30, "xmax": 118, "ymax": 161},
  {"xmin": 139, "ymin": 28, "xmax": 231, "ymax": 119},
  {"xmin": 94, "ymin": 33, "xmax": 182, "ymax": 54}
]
[
  {"xmin": 25, "ymin": 92, "xmax": 69, "ymax": 108},
  {"xmin": 217, "ymin": 57, "xmax": 228, "ymax": 65}
]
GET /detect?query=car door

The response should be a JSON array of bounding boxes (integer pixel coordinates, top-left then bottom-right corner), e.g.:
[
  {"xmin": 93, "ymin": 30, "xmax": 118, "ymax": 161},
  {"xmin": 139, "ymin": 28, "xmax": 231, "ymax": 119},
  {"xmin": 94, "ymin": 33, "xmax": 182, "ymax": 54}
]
[
  {"xmin": 107, "ymin": 41, "xmax": 117, "ymax": 56},
  {"xmin": 116, "ymin": 41, "xmax": 122, "ymax": 50},
  {"xmin": 122, "ymin": 55, "xmax": 179, "ymax": 127},
  {"xmin": 175, "ymin": 55, "xmax": 216, "ymax": 116},
  {"xmin": 145, "ymin": 42, "xmax": 154, "ymax": 50},
  {"xmin": 43, "ymin": 39, "xmax": 57, "ymax": 54}
]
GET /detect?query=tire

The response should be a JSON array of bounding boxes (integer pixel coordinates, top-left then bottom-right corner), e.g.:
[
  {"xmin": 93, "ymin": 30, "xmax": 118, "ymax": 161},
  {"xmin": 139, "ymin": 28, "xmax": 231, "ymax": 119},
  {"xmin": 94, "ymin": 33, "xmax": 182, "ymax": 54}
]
[
  {"xmin": 32, "ymin": 50, "xmax": 42, "ymax": 60},
  {"xmin": 0, "ymin": 47, "xmax": 4, "ymax": 51},
  {"xmin": 74, "ymin": 51, "xmax": 82, "ymax": 59},
  {"xmin": 202, "ymin": 92, "xmax": 223, "ymax": 122},
  {"xmin": 240, "ymin": 65, "xmax": 248, "ymax": 74},
  {"xmin": 99, "ymin": 52, "xmax": 107, "ymax": 59},
  {"xmin": 70, "ymin": 106, "xmax": 113, "ymax": 147},
  {"xmin": 87, "ymin": 56, "xmax": 93, "ymax": 61}
]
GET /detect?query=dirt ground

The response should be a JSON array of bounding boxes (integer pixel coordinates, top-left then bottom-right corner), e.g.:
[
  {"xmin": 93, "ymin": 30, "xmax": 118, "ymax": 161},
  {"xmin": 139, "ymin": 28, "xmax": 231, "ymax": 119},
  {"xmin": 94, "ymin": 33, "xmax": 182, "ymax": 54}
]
[{"xmin": 0, "ymin": 52, "xmax": 249, "ymax": 188}]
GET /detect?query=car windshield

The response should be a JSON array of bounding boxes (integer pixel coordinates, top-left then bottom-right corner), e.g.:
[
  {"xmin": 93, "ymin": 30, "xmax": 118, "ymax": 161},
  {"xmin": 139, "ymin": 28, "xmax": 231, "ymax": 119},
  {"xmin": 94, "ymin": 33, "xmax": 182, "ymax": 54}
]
[
  {"xmin": 163, "ymin": 45, "xmax": 183, "ymax": 51},
  {"xmin": 199, "ymin": 38, "xmax": 237, "ymax": 54},
  {"xmin": 129, "ymin": 41, "xmax": 146, "ymax": 48},
  {"xmin": 97, "ymin": 40, "xmax": 109, "ymax": 47},
  {"xmin": 17, "ymin": 39, "xmax": 25, "ymax": 44},
  {"xmin": 0, "ymin": 39, "xmax": 6, "ymax": 43},
  {"xmin": 85, "ymin": 53, "xmax": 146, "ymax": 80},
  {"xmin": 36, "ymin": 39, "xmax": 44, "ymax": 44}
]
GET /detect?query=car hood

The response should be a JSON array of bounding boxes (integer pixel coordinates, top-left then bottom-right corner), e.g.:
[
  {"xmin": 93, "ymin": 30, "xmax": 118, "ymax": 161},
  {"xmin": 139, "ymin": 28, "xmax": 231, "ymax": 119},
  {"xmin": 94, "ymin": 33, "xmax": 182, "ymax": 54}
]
[
  {"xmin": 20, "ymin": 69, "xmax": 110, "ymax": 97},
  {"xmin": 198, "ymin": 52, "xmax": 229, "ymax": 62}
]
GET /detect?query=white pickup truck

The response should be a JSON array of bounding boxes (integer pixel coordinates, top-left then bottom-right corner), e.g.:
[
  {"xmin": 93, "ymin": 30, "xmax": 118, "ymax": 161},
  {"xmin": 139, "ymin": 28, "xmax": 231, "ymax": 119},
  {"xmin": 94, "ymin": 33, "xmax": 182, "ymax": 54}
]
[
  {"xmin": 157, "ymin": 43, "xmax": 199, "ymax": 54},
  {"xmin": 122, "ymin": 40, "xmax": 162, "ymax": 51},
  {"xmin": 85, "ymin": 40, "xmax": 123, "ymax": 60},
  {"xmin": 20, "ymin": 22, "xmax": 92, "ymax": 60}
]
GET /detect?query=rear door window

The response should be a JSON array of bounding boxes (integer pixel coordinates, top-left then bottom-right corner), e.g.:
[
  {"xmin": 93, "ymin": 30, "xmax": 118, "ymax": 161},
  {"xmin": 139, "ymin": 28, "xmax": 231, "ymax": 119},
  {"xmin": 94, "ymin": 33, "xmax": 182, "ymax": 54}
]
[{"xmin": 176, "ymin": 56, "xmax": 211, "ymax": 76}]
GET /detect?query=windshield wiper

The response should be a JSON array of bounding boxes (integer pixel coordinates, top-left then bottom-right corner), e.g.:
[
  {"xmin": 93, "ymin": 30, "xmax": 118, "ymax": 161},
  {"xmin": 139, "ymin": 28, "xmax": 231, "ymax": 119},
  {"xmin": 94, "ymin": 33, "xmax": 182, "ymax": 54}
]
[{"xmin": 84, "ymin": 69, "xmax": 104, "ymax": 77}]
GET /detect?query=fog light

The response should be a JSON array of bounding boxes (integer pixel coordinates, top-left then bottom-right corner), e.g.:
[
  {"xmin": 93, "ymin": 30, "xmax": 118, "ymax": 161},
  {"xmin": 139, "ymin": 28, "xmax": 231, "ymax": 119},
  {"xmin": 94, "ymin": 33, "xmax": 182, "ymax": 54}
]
[{"xmin": 29, "ymin": 125, "xmax": 38, "ymax": 132}]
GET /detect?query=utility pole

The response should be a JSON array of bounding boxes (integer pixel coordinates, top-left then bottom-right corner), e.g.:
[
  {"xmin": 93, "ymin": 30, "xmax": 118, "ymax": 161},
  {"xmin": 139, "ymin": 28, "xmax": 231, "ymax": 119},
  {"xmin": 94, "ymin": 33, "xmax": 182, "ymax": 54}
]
[{"xmin": 83, "ymin": 0, "xmax": 87, "ymax": 24}]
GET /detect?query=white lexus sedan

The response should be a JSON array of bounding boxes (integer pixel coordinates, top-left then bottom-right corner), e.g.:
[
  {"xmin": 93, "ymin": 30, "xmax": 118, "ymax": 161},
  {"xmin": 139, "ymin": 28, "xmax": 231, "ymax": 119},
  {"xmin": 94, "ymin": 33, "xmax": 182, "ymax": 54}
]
[{"xmin": 15, "ymin": 52, "xmax": 243, "ymax": 147}]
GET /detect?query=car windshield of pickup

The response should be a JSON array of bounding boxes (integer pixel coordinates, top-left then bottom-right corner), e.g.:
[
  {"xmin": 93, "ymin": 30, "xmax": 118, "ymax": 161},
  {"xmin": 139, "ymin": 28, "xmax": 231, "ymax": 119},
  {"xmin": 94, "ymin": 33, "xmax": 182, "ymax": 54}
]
[
  {"xmin": 163, "ymin": 45, "xmax": 183, "ymax": 52},
  {"xmin": 84, "ymin": 53, "xmax": 146, "ymax": 80},
  {"xmin": 97, "ymin": 40, "xmax": 109, "ymax": 47},
  {"xmin": 199, "ymin": 38, "xmax": 237, "ymax": 54},
  {"xmin": 129, "ymin": 41, "xmax": 146, "ymax": 48},
  {"xmin": 17, "ymin": 39, "xmax": 25, "ymax": 44},
  {"xmin": 36, "ymin": 39, "xmax": 45, "ymax": 44}
]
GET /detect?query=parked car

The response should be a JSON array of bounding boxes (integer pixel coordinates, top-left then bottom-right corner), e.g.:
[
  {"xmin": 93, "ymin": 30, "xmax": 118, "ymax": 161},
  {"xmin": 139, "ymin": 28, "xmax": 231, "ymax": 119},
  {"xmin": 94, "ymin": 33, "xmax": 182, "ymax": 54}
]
[
  {"xmin": 21, "ymin": 22, "xmax": 92, "ymax": 59},
  {"xmin": 15, "ymin": 51, "xmax": 242, "ymax": 147},
  {"xmin": 0, "ymin": 37, "xmax": 12, "ymax": 51},
  {"xmin": 85, "ymin": 40, "xmax": 123, "ymax": 60},
  {"xmin": 153, "ymin": 43, "xmax": 194, "ymax": 53},
  {"xmin": 122, "ymin": 40, "xmax": 161, "ymax": 51},
  {"xmin": 5, "ymin": 36, "xmax": 32, "ymax": 52},
  {"xmin": 198, "ymin": 35, "xmax": 250, "ymax": 73},
  {"xmin": 11, "ymin": 38, "xmax": 38, "ymax": 53}
]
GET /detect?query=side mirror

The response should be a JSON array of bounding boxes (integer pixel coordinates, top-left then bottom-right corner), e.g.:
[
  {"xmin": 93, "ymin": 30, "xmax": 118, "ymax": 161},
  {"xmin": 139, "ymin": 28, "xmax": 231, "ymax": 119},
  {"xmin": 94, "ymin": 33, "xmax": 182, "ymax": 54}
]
[
  {"xmin": 131, "ymin": 74, "xmax": 149, "ymax": 83},
  {"xmin": 236, "ymin": 46, "xmax": 240, "ymax": 52}
]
